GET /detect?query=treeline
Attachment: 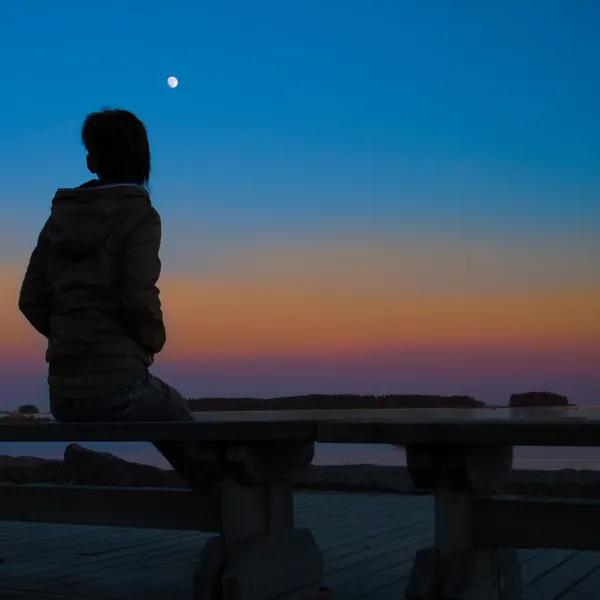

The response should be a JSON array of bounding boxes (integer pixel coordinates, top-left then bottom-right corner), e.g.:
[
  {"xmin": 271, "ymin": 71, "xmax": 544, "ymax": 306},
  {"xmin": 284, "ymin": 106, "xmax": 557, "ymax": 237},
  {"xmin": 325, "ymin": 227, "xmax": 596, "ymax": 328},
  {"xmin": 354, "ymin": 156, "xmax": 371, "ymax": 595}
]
[
  {"xmin": 188, "ymin": 391, "xmax": 572, "ymax": 411},
  {"xmin": 187, "ymin": 394, "xmax": 487, "ymax": 411},
  {"xmin": 8, "ymin": 391, "xmax": 571, "ymax": 416}
]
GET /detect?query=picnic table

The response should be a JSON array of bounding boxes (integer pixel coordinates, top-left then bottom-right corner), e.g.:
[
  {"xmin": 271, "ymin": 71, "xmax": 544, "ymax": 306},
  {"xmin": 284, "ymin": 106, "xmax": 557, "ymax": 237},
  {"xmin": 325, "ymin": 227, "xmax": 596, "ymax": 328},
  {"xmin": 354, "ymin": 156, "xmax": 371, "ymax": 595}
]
[{"xmin": 0, "ymin": 405, "xmax": 598, "ymax": 599}]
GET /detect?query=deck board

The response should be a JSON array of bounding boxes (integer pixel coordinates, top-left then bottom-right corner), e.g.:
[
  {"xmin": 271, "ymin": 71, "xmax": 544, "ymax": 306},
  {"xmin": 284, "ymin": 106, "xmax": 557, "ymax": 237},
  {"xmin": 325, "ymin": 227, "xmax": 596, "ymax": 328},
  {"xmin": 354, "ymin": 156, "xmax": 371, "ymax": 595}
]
[
  {"xmin": 524, "ymin": 551, "xmax": 600, "ymax": 599},
  {"xmin": 0, "ymin": 491, "xmax": 597, "ymax": 599},
  {"xmin": 558, "ymin": 562, "xmax": 600, "ymax": 599}
]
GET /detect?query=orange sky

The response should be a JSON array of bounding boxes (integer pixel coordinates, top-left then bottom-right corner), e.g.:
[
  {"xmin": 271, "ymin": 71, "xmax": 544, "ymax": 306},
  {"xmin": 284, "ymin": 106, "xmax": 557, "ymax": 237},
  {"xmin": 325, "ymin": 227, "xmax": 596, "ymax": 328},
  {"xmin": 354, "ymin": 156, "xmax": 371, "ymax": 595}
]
[{"xmin": 3, "ymin": 236, "xmax": 599, "ymax": 363}]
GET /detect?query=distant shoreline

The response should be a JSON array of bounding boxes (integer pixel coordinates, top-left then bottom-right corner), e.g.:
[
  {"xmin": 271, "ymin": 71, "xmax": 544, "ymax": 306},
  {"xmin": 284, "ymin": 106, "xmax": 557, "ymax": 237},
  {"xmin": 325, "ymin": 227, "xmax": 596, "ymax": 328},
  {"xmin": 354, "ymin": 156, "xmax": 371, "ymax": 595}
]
[
  {"xmin": 186, "ymin": 391, "xmax": 571, "ymax": 412},
  {"xmin": 297, "ymin": 464, "xmax": 600, "ymax": 498},
  {"xmin": 1, "ymin": 449, "xmax": 600, "ymax": 499}
]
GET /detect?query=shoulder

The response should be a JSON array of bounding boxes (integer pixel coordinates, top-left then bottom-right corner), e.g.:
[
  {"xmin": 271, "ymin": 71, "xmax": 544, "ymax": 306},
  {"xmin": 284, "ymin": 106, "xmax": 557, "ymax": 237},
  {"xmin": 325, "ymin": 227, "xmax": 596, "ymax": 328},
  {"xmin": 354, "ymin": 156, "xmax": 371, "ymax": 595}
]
[
  {"xmin": 37, "ymin": 217, "xmax": 52, "ymax": 244},
  {"xmin": 127, "ymin": 202, "xmax": 160, "ymax": 230},
  {"xmin": 122, "ymin": 203, "xmax": 162, "ymax": 248}
]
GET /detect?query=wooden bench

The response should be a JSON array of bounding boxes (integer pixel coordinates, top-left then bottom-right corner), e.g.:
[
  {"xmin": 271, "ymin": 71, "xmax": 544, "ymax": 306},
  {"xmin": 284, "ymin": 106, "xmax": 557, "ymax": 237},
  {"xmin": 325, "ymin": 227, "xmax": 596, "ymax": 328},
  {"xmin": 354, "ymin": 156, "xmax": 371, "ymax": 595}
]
[
  {"xmin": 0, "ymin": 406, "xmax": 599, "ymax": 600},
  {"xmin": 318, "ymin": 406, "xmax": 600, "ymax": 600},
  {"xmin": 0, "ymin": 417, "xmax": 322, "ymax": 600}
]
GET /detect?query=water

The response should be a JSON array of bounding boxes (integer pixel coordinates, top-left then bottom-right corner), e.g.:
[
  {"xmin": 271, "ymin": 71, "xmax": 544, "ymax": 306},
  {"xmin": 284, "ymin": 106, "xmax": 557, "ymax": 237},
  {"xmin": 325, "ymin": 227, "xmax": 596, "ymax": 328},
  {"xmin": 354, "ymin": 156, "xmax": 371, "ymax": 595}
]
[
  {"xmin": 315, "ymin": 443, "xmax": 600, "ymax": 471},
  {"xmin": 1, "ymin": 441, "xmax": 600, "ymax": 471}
]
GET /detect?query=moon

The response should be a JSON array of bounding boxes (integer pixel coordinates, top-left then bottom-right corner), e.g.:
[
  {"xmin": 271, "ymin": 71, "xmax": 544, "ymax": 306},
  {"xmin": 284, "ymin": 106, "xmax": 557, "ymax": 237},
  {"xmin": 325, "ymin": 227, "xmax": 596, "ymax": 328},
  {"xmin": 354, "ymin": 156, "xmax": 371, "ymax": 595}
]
[{"xmin": 167, "ymin": 76, "xmax": 178, "ymax": 89}]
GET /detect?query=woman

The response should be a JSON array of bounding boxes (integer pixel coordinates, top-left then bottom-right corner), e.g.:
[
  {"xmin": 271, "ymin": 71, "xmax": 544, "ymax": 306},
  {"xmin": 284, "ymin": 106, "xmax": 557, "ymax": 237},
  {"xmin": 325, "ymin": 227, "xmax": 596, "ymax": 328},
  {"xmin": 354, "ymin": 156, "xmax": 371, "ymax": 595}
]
[{"xmin": 18, "ymin": 108, "xmax": 210, "ymax": 488}]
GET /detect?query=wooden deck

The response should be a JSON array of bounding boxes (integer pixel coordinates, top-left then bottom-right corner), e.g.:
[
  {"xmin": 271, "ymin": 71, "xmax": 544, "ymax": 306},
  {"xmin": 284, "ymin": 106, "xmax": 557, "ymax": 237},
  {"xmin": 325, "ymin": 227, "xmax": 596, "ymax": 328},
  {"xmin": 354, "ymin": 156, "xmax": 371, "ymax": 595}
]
[{"xmin": 0, "ymin": 492, "xmax": 597, "ymax": 600}]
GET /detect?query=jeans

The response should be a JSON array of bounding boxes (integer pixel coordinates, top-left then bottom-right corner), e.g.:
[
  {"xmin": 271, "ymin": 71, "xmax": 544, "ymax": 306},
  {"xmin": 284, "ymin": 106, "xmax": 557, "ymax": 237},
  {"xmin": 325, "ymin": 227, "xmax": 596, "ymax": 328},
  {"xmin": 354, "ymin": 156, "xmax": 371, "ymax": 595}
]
[{"xmin": 50, "ymin": 370, "xmax": 210, "ymax": 489}]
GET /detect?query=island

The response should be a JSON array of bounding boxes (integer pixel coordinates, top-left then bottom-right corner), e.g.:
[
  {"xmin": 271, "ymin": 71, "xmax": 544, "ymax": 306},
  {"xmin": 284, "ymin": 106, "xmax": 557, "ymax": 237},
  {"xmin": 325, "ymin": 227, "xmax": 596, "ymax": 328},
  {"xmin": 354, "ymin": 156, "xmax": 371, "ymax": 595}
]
[{"xmin": 509, "ymin": 391, "xmax": 570, "ymax": 408}]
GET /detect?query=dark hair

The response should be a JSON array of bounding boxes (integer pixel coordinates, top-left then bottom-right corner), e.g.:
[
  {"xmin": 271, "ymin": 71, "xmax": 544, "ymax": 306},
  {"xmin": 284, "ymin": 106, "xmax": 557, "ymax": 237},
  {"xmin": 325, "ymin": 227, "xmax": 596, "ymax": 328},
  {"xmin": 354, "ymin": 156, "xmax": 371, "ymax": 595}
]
[{"xmin": 81, "ymin": 108, "xmax": 151, "ymax": 186}]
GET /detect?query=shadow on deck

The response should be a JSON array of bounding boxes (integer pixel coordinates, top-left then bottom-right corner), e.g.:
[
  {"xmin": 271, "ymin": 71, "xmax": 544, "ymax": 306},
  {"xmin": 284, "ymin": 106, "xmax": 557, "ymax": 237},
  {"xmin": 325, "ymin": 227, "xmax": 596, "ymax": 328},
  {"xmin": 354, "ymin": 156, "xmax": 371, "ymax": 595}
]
[{"xmin": 0, "ymin": 492, "xmax": 598, "ymax": 599}]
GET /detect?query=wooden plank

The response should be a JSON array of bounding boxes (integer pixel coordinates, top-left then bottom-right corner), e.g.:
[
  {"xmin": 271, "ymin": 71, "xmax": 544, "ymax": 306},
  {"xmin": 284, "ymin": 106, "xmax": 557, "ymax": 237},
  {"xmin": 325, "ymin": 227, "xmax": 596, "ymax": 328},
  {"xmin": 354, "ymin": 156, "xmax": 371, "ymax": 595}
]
[
  {"xmin": 317, "ymin": 419, "xmax": 600, "ymax": 446},
  {"xmin": 85, "ymin": 554, "xmax": 197, "ymax": 599},
  {"xmin": 283, "ymin": 548, "xmax": 551, "ymax": 600},
  {"xmin": 0, "ymin": 527, "xmax": 130, "ymax": 558},
  {"xmin": 0, "ymin": 484, "xmax": 221, "ymax": 532},
  {"xmin": 0, "ymin": 521, "xmax": 47, "ymax": 536},
  {"xmin": 558, "ymin": 562, "xmax": 600, "ymax": 599},
  {"xmin": 34, "ymin": 543, "xmax": 205, "ymax": 597},
  {"xmin": 303, "ymin": 500, "xmax": 430, "ymax": 542},
  {"xmin": 341, "ymin": 563, "xmax": 412, "ymax": 600},
  {"xmin": 0, "ymin": 529, "xmax": 150, "ymax": 561},
  {"xmin": 521, "ymin": 549, "xmax": 579, "ymax": 586},
  {"xmin": 326, "ymin": 539, "xmax": 428, "ymax": 599},
  {"xmin": 323, "ymin": 519, "xmax": 432, "ymax": 561},
  {"xmin": 519, "ymin": 549, "xmax": 549, "ymax": 565},
  {"xmin": 0, "ymin": 406, "xmax": 598, "ymax": 446},
  {"xmin": 0, "ymin": 420, "xmax": 317, "ymax": 442},
  {"xmin": 474, "ymin": 497, "xmax": 600, "ymax": 550},
  {"xmin": 0, "ymin": 531, "xmax": 204, "ymax": 584},
  {"xmin": 320, "ymin": 527, "xmax": 432, "ymax": 587},
  {"xmin": 0, "ymin": 525, "xmax": 93, "ymax": 552},
  {"xmin": 1, "ymin": 552, "xmax": 197, "ymax": 598},
  {"xmin": 360, "ymin": 577, "xmax": 409, "ymax": 600},
  {"xmin": 308, "ymin": 499, "xmax": 432, "ymax": 554},
  {"xmin": 115, "ymin": 561, "xmax": 196, "ymax": 600},
  {"xmin": 524, "ymin": 551, "xmax": 600, "ymax": 599},
  {"xmin": 316, "ymin": 555, "xmax": 416, "ymax": 599}
]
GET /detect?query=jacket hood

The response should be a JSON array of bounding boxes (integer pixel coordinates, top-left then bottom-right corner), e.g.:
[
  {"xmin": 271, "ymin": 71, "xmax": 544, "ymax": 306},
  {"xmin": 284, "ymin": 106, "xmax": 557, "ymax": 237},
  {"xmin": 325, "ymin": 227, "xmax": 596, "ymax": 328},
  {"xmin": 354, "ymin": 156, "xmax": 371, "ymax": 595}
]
[{"xmin": 49, "ymin": 181, "xmax": 151, "ymax": 258}]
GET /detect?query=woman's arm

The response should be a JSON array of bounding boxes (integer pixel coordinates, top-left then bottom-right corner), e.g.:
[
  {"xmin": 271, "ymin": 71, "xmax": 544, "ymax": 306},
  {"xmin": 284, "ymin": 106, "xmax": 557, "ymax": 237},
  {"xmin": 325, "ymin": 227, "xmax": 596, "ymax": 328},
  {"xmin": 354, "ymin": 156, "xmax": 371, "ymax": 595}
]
[
  {"xmin": 19, "ymin": 219, "xmax": 52, "ymax": 338},
  {"xmin": 119, "ymin": 207, "xmax": 167, "ymax": 355}
]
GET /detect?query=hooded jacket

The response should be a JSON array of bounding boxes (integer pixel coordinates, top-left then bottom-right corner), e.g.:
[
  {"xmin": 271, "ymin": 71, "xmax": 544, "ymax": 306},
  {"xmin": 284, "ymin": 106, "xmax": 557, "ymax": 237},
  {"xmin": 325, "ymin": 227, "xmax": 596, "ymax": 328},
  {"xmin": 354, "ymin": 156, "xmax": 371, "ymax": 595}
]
[{"xmin": 18, "ymin": 181, "xmax": 166, "ymax": 381}]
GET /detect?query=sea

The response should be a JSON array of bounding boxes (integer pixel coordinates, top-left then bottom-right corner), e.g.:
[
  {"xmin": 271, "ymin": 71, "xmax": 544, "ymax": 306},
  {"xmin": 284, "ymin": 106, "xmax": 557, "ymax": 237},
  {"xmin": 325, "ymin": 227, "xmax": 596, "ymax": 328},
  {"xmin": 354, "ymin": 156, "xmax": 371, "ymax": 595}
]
[{"xmin": 2, "ymin": 409, "xmax": 600, "ymax": 471}]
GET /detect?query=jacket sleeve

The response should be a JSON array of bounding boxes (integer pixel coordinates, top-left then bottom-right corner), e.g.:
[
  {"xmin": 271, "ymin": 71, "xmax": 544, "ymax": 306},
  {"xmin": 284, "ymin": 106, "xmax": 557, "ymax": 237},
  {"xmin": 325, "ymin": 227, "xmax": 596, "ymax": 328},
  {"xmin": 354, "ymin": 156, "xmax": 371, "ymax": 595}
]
[
  {"xmin": 18, "ymin": 220, "xmax": 52, "ymax": 338},
  {"xmin": 119, "ymin": 207, "xmax": 167, "ymax": 355}
]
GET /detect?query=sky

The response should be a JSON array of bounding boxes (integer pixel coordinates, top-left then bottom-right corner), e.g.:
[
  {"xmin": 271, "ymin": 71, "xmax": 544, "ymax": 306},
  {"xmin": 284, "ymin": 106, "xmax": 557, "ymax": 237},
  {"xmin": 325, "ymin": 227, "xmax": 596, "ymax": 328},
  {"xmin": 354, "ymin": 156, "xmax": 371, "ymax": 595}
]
[{"xmin": 0, "ymin": 0, "xmax": 599, "ymax": 410}]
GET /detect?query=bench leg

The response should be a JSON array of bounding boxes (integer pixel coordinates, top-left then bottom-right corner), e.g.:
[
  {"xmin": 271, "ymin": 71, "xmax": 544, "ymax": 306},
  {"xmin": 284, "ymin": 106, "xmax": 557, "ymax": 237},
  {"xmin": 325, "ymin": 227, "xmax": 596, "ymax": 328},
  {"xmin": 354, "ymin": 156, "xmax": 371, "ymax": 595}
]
[
  {"xmin": 194, "ymin": 442, "xmax": 324, "ymax": 600},
  {"xmin": 405, "ymin": 444, "xmax": 521, "ymax": 600}
]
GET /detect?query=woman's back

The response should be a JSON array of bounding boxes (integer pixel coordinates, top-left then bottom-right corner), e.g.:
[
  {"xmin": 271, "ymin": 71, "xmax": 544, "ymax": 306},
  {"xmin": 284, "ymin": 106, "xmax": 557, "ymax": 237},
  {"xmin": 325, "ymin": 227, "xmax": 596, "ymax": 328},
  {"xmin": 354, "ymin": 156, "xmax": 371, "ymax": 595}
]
[{"xmin": 46, "ymin": 181, "xmax": 164, "ymax": 368}]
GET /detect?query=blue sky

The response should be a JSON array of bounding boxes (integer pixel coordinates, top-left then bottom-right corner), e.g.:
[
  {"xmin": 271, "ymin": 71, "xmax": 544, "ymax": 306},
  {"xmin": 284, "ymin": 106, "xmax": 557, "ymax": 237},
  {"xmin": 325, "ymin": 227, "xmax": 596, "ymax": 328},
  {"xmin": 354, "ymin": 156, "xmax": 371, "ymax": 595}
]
[
  {"xmin": 1, "ymin": 1, "xmax": 599, "ymax": 241},
  {"xmin": 0, "ymin": 0, "xmax": 599, "ymax": 409}
]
